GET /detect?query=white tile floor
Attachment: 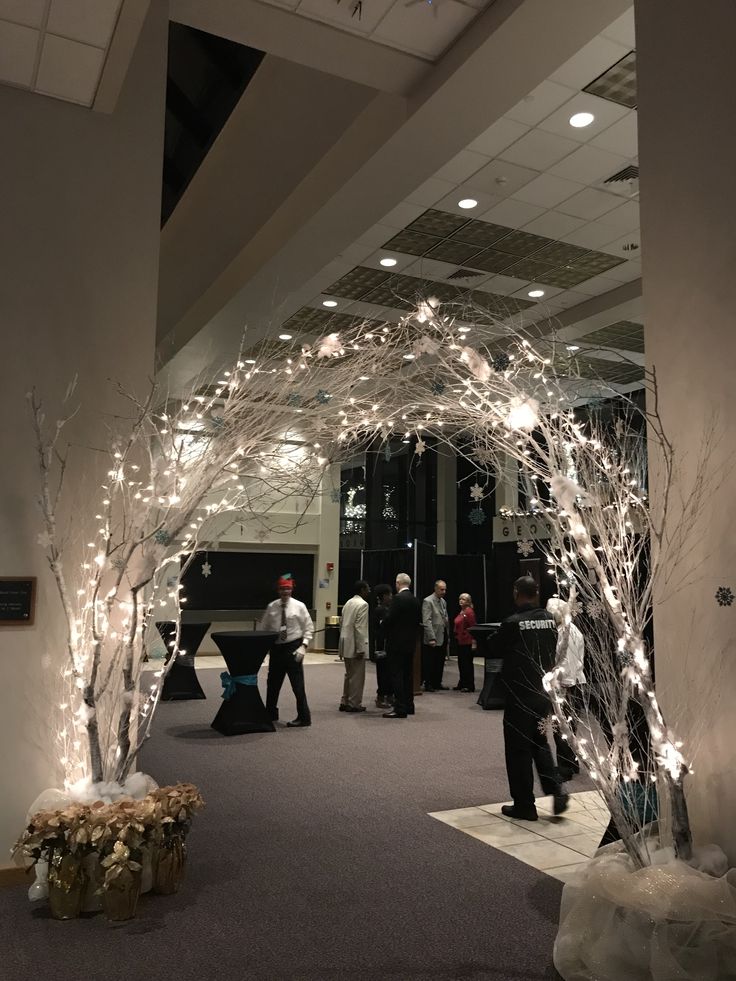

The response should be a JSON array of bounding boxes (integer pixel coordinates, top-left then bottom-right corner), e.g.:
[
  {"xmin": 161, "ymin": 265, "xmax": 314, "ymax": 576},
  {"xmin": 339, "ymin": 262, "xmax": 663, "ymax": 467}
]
[{"xmin": 429, "ymin": 790, "xmax": 609, "ymax": 882}]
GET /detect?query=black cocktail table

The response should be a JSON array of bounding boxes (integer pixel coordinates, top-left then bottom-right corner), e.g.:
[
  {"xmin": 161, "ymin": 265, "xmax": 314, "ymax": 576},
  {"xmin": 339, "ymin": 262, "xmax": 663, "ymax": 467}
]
[
  {"xmin": 469, "ymin": 624, "xmax": 505, "ymax": 710},
  {"xmin": 155, "ymin": 621, "xmax": 210, "ymax": 701},
  {"xmin": 210, "ymin": 630, "xmax": 278, "ymax": 735}
]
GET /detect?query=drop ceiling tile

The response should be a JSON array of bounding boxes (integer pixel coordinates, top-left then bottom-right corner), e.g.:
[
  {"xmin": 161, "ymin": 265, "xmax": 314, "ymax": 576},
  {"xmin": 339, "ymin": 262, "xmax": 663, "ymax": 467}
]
[
  {"xmin": 356, "ymin": 223, "xmax": 398, "ymax": 248},
  {"xmin": 532, "ymin": 240, "xmax": 590, "ymax": 265},
  {"xmin": 561, "ymin": 220, "xmax": 621, "ymax": 249},
  {"xmin": 0, "ymin": 0, "xmax": 46, "ymax": 27},
  {"xmin": 407, "ymin": 208, "xmax": 470, "ymax": 237},
  {"xmin": 425, "ymin": 239, "xmax": 484, "ymax": 264},
  {"xmin": 435, "ymin": 187, "xmax": 501, "ymax": 217},
  {"xmin": 450, "ymin": 219, "xmax": 511, "ymax": 247},
  {"xmin": 512, "ymin": 173, "xmax": 583, "ymax": 208},
  {"xmin": 469, "ymin": 159, "xmax": 539, "ymax": 197},
  {"xmin": 601, "ymin": 8, "xmax": 636, "ymax": 49},
  {"xmin": 372, "ymin": 0, "xmax": 477, "ymax": 60},
  {"xmin": 467, "ymin": 116, "xmax": 531, "ymax": 158},
  {"xmin": 549, "ymin": 144, "xmax": 629, "ymax": 184},
  {"xmin": 512, "ymin": 283, "xmax": 563, "ymax": 301},
  {"xmin": 382, "ymin": 228, "xmax": 441, "ymax": 256},
  {"xmin": 600, "ymin": 231, "xmax": 641, "ymax": 260},
  {"xmin": 573, "ymin": 273, "xmax": 627, "ymax": 296},
  {"xmin": 502, "ymin": 257, "xmax": 556, "ymax": 281},
  {"xmin": 600, "ymin": 257, "xmax": 641, "ymax": 281},
  {"xmin": 585, "ymin": 51, "xmax": 637, "ymax": 109},
  {"xmin": 550, "ymin": 35, "xmax": 631, "ymax": 90},
  {"xmin": 407, "ymin": 176, "xmax": 457, "ymax": 207},
  {"xmin": 481, "ymin": 274, "xmax": 532, "ymax": 295},
  {"xmin": 492, "ymin": 228, "xmax": 553, "ymax": 257},
  {"xmin": 380, "ymin": 201, "xmax": 427, "ymax": 230},
  {"xmin": 482, "ymin": 198, "xmax": 545, "ymax": 228},
  {"xmin": 539, "ymin": 92, "xmax": 629, "ymax": 144},
  {"xmin": 521, "ymin": 211, "xmax": 585, "ymax": 239},
  {"xmin": 470, "ymin": 249, "xmax": 519, "ymax": 274},
  {"xmin": 596, "ymin": 199, "xmax": 639, "ymax": 233},
  {"xmin": 557, "ymin": 186, "xmax": 622, "ymax": 220},
  {"xmin": 47, "ymin": 0, "xmax": 122, "ymax": 48},
  {"xmin": 401, "ymin": 256, "xmax": 463, "ymax": 280},
  {"xmin": 590, "ymin": 110, "xmax": 638, "ymax": 156},
  {"xmin": 298, "ymin": 0, "xmax": 394, "ymax": 34},
  {"xmin": 499, "ymin": 128, "xmax": 579, "ymax": 170},
  {"xmin": 506, "ymin": 79, "xmax": 577, "ymax": 126},
  {"xmin": 434, "ymin": 148, "xmax": 490, "ymax": 184},
  {"xmin": 36, "ymin": 33, "xmax": 105, "ymax": 104},
  {"xmin": 551, "ymin": 290, "xmax": 590, "ymax": 309},
  {"xmin": 0, "ymin": 20, "xmax": 38, "ymax": 86}
]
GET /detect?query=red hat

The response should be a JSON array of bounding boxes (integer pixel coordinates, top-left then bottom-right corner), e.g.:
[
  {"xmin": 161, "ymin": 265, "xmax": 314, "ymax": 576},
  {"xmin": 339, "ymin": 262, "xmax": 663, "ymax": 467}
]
[{"xmin": 278, "ymin": 573, "xmax": 294, "ymax": 589}]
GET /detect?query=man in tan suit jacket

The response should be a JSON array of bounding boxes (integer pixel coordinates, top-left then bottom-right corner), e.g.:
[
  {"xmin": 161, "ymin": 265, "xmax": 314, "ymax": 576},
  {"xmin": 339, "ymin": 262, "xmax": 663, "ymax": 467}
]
[{"xmin": 339, "ymin": 581, "xmax": 371, "ymax": 712}]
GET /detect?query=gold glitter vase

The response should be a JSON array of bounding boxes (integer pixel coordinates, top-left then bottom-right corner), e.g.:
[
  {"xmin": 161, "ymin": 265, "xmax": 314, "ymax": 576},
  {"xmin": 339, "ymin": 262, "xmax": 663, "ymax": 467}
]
[
  {"xmin": 102, "ymin": 866, "xmax": 142, "ymax": 922},
  {"xmin": 152, "ymin": 834, "xmax": 186, "ymax": 895},
  {"xmin": 47, "ymin": 847, "xmax": 86, "ymax": 920}
]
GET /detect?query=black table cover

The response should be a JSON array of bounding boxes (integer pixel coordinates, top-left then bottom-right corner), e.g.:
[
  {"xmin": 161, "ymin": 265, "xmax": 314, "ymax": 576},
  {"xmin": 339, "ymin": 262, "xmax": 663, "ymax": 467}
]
[
  {"xmin": 155, "ymin": 621, "xmax": 210, "ymax": 701},
  {"xmin": 210, "ymin": 630, "xmax": 278, "ymax": 735},
  {"xmin": 468, "ymin": 624, "xmax": 505, "ymax": 710}
]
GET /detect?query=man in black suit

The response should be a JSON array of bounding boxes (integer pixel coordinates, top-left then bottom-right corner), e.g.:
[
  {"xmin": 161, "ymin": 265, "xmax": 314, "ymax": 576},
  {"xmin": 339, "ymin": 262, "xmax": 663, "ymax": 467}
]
[
  {"xmin": 382, "ymin": 572, "xmax": 421, "ymax": 719},
  {"xmin": 487, "ymin": 576, "xmax": 568, "ymax": 820}
]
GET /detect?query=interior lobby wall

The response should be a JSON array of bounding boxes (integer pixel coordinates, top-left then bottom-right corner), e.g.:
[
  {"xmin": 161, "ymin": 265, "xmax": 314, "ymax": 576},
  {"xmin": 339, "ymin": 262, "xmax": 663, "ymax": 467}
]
[
  {"xmin": 636, "ymin": 0, "xmax": 736, "ymax": 859},
  {"xmin": 0, "ymin": 3, "xmax": 168, "ymax": 860}
]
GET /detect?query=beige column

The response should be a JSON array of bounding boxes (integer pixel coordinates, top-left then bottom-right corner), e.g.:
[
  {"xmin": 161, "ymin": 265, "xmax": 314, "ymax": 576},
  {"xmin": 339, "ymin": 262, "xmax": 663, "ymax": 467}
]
[
  {"xmin": 436, "ymin": 448, "xmax": 457, "ymax": 554},
  {"xmin": 315, "ymin": 464, "xmax": 341, "ymax": 647},
  {"xmin": 0, "ymin": 6, "xmax": 168, "ymax": 859},
  {"xmin": 636, "ymin": 0, "xmax": 736, "ymax": 859}
]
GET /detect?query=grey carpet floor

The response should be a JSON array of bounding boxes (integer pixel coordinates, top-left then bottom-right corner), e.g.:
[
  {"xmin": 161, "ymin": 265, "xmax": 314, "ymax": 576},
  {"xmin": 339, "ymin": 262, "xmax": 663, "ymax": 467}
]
[{"xmin": 2, "ymin": 660, "xmax": 568, "ymax": 981}]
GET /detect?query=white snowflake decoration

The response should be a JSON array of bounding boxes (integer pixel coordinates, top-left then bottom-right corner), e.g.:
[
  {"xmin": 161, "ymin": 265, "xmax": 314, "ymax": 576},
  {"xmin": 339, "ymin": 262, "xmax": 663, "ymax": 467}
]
[
  {"xmin": 587, "ymin": 597, "xmax": 605, "ymax": 620},
  {"xmin": 415, "ymin": 437, "xmax": 427, "ymax": 457},
  {"xmin": 201, "ymin": 561, "xmax": 212, "ymax": 578},
  {"xmin": 517, "ymin": 539, "xmax": 534, "ymax": 557},
  {"xmin": 469, "ymin": 482, "xmax": 485, "ymax": 502}
]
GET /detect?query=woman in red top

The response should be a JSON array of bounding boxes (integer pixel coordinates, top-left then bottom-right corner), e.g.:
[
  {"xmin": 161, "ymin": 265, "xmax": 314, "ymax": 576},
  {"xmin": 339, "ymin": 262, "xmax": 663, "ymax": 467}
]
[{"xmin": 453, "ymin": 593, "xmax": 477, "ymax": 692}]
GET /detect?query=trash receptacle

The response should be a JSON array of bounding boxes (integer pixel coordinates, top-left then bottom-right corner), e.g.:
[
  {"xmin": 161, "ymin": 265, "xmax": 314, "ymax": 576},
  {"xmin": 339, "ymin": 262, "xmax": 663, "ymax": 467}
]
[{"xmin": 325, "ymin": 615, "xmax": 341, "ymax": 654}]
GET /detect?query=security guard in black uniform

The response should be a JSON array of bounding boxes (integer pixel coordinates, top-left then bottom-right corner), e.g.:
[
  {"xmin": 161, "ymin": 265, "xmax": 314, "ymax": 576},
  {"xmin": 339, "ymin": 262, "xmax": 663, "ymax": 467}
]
[{"xmin": 488, "ymin": 576, "xmax": 568, "ymax": 821}]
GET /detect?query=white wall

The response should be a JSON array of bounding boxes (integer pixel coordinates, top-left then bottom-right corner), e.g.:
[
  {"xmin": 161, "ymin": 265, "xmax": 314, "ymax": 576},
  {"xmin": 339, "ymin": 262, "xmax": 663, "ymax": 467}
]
[
  {"xmin": 0, "ymin": 4, "xmax": 168, "ymax": 861},
  {"xmin": 636, "ymin": 0, "xmax": 736, "ymax": 859}
]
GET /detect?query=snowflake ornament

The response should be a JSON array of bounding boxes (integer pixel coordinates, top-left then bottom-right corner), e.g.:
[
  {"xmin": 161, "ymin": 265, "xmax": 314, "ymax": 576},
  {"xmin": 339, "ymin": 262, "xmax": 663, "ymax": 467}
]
[
  {"xmin": 154, "ymin": 529, "xmax": 171, "ymax": 546},
  {"xmin": 469, "ymin": 482, "xmax": 485, "ymax": 502},
  {"xmin": 315, "ymin": 389, "xmax": 331, "ymax": 405},
  {"xmin": 431, "ymin": 380, "xmax": 446, "ymax": 396},
  {"xmin": 492, "ymin": 354, "xmax": 510, "ymax": 373},
  {"xmin": 587, "ymin": 597, "xmax": 605, "ymax": 621},
  {"xmin": 414, "ymin": 437, "xmax": 427, "ymax": 457},
  {"xmin": 287, "ymin": 393, "xmax": 302, "ymax": 407},
  {"xmin": 384, "ymin": 443, "xmax": 392, "ymax": 462},
  {"xmin": 468, "ymin": 507, "xmax": 486, "ymax": 526},
  {"xmin": 201, "ymin": 561, "xmax": 212, "ymax": 578},
  {"xmin": 330, "ymin": 488, "xmax": 341, "ymax": 504},
  {"xmin": 715, "ymin": 586, "xmax": 734, "ymax": 607},
  {"xmin": 211, "ymin": 415, "xmax": 225, "ymax": 430},
  {"xmin": 517, "ymin": 539, "xmax": 534, "ymax": 557}
]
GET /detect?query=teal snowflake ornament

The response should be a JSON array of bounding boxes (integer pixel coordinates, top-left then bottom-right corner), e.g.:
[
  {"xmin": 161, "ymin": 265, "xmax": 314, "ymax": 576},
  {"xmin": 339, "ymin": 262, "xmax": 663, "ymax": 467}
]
[
  {"xmin": 316, "ymin": 389, "xmax": 331, "ymax": 404},
  {"xmin": 493, "ymin": 354, "xmax": 510, "ymax": 373},
  {"xmin": 211, "ymin": 415, "xmax": 225, "ymax": 430},
  {"xmin": 154, "ymin": 529, "xmax": 171, "ymax": 546},
  {"xmin": 431, "ymin": 380, "xmax": 446, "ymax": 396},
  {"xmin": 287, "ymin": 393, "xmax": 302, "ymax": 407},
  {"xmin": 468, "ymin": 507, "xmax": 486, "ymax": 526},
  {"xmin": 384, "ymin": 444, "xmax": 391, "ymax": 462},
  {"xmin": 330, "ymin": 488, "xmax": 341, "ymax": 504}
]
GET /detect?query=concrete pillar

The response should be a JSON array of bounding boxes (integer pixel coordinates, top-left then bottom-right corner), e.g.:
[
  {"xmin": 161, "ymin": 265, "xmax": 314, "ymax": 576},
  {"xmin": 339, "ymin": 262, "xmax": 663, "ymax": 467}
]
[
  {"xmin": 315, "ymin": 464, "xmax": 341, "ymax": 647},
  {"xmin": 0, "ymin": 4, "xmax": 168, "ymax": 859},
  {"xmin": 495, "ymin": 452, "xmax": 520, "ymax": 514},
  {"xmin": 636, "ymin": 0, "xmax": 736, "ymax": 859},
  {"xmin": 436, "ymin": 449, "xmax": 457, "ymax": 554}
]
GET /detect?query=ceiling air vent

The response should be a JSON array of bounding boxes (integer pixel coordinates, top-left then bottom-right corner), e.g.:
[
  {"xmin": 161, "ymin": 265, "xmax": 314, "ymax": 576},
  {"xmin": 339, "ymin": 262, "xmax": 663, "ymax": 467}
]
[
  {"xmin": 605, "ymin": 165, "xmax": 639, "ymax": 184},
  {"xmin": 447, "ymin": 267, "xmax": 485, "ymax": 281}
]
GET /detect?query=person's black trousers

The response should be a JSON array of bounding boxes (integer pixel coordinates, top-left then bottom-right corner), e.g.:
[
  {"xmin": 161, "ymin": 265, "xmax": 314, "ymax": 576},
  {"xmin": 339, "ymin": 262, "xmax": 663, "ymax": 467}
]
[
  {"xmin": 456, "ymin": 645, "xmax": 476, "ymax": 691},
  {"xmin": 503, "ymin": 697, "xmax": 561, "ymax": 809},
  {"xmin": 266, "ymin": 639, "xmax": 311, "ymax": 723},
  {"xmin": 388, "ymin": 649, "xmax": 414, "ymax": 715},
  {"xmin": 376, "ymin": 656, "xmax": 393, "ymax": 698},
  {"xmin": 422, "ymin": 642, "xmax": 446, "ymax": 688}
]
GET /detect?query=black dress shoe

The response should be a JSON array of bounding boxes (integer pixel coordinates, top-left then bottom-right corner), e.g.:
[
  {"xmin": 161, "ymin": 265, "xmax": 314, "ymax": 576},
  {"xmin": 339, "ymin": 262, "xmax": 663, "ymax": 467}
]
[
  {"xmin": 382, "ymin": 711, "xmax": 407, "ymax": 719},
  {"xmin": 339, "ymin": 704, "xmax": 348, "ymax": 712},
  {"xmin": 553, "ymin": 793, "xmax": 570, "ymax": 816},
  {"xmin": 423, "ymin": 685, "xmax": 436, "ymax": 693},
  {"xmin": 345, "ymin": 705, "xmax": 366, "ymax": 713},
  {"xmin": 452, "ymin": 685, "xmax": 462, "ymax": 691},
  {"xmin": 286, "ymin": 719, "xmax": 311, "ymax": 727},
  {"xmin": 406, "ymin": 706, "xmax": 415, "ymax": 715},
  {"xmin": 437, "ymin": 685, "xmax": 449, "ymax": 691},
  {"xmin": 501, "ymin": 804, "xmax": 538, "ymax": 821}
]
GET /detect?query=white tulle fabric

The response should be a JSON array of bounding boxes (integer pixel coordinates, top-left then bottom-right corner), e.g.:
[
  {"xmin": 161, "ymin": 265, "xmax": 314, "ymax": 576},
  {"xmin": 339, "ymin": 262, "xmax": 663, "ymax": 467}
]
[{"xmin": 554, "ymin": 840, "xmax": 736, "ymax": 980}]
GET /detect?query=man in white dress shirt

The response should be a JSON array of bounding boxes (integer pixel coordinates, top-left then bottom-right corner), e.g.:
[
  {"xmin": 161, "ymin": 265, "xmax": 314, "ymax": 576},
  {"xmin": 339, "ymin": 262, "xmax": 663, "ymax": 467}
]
[
  {"xmin": 260, "ymin": 574, "xmax": 314, "ymax": 727},
  {"xmin": 338, "ymin": 581, "xmax": 370, "ymax": 713}
]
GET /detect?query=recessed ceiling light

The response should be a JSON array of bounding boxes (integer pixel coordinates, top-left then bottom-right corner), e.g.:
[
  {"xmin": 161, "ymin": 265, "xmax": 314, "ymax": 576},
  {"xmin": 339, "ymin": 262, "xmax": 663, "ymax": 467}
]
[
  {"xmin": 569, "ymin": 112, "xmax": 595, "ymax": 128},
  {"xmin": 279, "ymin": 333, "xmax": 292, "ymax": 340},
  {"xmin": 528, "ymin": 289, "xmax": 545, "ymax": 298},
  {"xmin": 380, "ymin": 257, "xmax": 397, "ymax": 267},
  {"xmin": 567, "ymin": 345, "xmax": 580, "ymax": 352},
  {"xmin": 322, "ymin": 299, "xmax": 338, "ymax": 308},
  {"xmin": 458, "ymin": 198, "xmax": 478, "ymax": 210}
]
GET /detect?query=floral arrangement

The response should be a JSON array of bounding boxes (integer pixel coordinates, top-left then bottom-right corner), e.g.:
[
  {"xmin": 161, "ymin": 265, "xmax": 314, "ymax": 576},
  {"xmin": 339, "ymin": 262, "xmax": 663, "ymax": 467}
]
[{"xmin": 13, "ymin": 783, "xmax": 204, "ymax": 899}]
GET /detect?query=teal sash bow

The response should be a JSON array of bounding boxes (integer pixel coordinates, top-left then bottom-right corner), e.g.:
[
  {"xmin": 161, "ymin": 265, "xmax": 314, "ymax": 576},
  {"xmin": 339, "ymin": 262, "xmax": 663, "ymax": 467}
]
[{"xmin": 220, "ymin": 672, "xmax": 258, "ymax": 699}]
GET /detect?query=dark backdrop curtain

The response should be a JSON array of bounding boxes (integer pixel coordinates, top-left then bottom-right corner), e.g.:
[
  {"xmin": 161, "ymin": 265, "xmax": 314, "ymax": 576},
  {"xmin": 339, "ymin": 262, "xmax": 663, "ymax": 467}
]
[
  {"xmin": 438, "ymin": 554, "xmax": 487, "ymax": 623},
  {"xmin": 360, "ymin": 548, "xmax": 414, "ymax": 593},
  {"xmin": 413, "ymin": 541, "xmax": 437, "ymax": 602}
]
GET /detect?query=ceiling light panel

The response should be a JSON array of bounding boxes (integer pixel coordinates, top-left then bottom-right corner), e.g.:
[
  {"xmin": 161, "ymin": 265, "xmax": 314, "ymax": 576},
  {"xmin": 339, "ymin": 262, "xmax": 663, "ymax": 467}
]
[
  {"xmin": 579, "ymin": 321, "xmax": 645, "ymax": 353},
  {"xmin": 425, "ymin": 240, "xmax": 484, "ymax": 264},
  {"xmin": 326, "ymin": 266, "xmax": 391, "ymax": 300},
  {"xmin": 382, "ymin": 229, "xmax": 442, "ymax": 257},
  {"xmin": 407, "ymin": 208, "xmax": 470, "ymax": 237},
  {"xmin": 584, "ymin": 51, "xmax": 638, "ymax": 109},
  {"xmin": 449, "ymin": 220, "xmax": 511, "ymax": 248},
  {"xmin": 492, "ymin": 229, "xmax": 555, "ymax": 257}
]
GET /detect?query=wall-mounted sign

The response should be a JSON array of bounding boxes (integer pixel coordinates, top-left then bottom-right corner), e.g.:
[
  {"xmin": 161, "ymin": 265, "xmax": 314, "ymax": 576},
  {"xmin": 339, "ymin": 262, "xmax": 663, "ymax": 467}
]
[
  {"xmin": 493, "ymin": 516, "xmax": 553, "ymax": 544},
  {"xmin": 0, "ymin": 578, "xmax": 36, "ymax": 626}
]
